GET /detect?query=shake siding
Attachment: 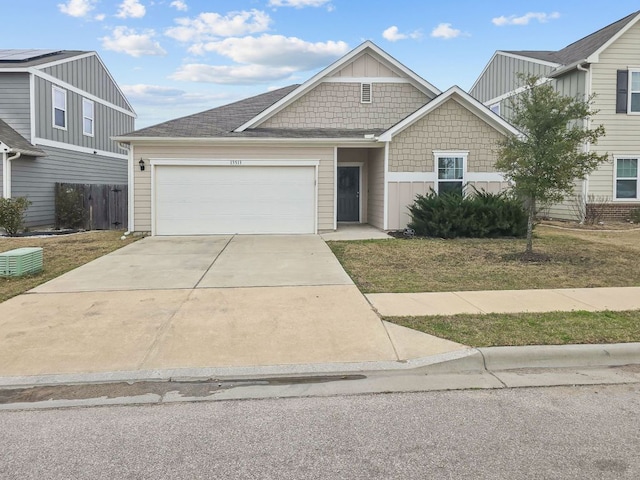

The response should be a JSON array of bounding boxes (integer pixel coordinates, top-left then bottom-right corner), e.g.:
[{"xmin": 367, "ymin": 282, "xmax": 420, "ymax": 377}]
[
  {"xmin": 133, "ymin": 145, "xmax": 335, "ymax": 233},
  {"xmin": 386, "ymin": 99, "xmax": 508, "ymax": 230},
  {"xmin": 588, "ymin": 21, "xmax": 640, "ymax": 202},
  {"xmin": 471, "ymin": 54, "xmax": 555, "ymax": 102},
  {"xmin": 0, "ymin": 73, "xmax": 31, "ymax": 140},
  {"xmin": 11, "ymin": 146, "xmax": 127, "ymax": 227},
  {"xmin": 261, "ymin": 82, "xmax": 429, "ymax": 130},
  {"xmin": 388, "ymin": 99, "xmax": 504, "ymax": 172},
  {"xmin": 366, "ymin": 148, "xmax": 384, "ymax": 229},
  {"xmin": 42, "ymin": 55, "xmax": 131, "ymax": 110},
  {"xmin": 34, "ymin": 76, "xmax": 134, "ymax": 154}
]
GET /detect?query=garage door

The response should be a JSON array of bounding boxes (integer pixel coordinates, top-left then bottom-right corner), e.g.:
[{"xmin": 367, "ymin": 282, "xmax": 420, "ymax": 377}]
[{"xmin": 154, "ymin": 165, "xmax": 316, "ymax": 235}]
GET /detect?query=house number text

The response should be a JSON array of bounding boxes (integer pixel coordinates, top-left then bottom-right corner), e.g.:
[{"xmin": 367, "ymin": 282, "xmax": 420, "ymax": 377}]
[{"xmin": 229, "ymin": 160, "xmax": 242, "ymax": 165}]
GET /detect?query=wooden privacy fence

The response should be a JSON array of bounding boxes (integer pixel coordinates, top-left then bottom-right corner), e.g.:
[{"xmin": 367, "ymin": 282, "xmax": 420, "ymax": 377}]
[{"xmin": 55, "ymin": 183, "xmax": 128, "ymax": 230}]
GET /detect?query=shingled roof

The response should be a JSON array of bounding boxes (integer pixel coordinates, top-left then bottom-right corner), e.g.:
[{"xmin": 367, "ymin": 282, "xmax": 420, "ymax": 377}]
[
  {"xmin": 122, "ymin": 84, "xmax": 387, "ymax": 140},
  {"xmin": 123, "ymin": 85, "xmax": 301, "ymax": 138},
  {"xmin": 0, "ymin": 119, "xmax": 46, "ymax": 157},
  {"xmin": 503, "ymin": 10, "xmax": 640, "ymax": 67},
  {"xmin": 0, "ymin": 50, "xmax": 87, "ymax": 69}
]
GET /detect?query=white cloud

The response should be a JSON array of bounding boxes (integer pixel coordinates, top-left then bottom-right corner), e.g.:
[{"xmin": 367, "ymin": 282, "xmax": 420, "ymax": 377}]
[
  {"xmin": 430, "ymin": 23, "xmax": 464, "ymax": 39},
  {"xmin": 121, "ymin": 84, "xmax": 228, "ymax": 105},
  {"xmin": 170, "ymin": 64, "xmax": 297, "ymax": 84},
  {"xmin": 170, "ymin": 0, "xmax": 188, "ymax": 11},
  {"xmin": 58, "ymin": 0, "xmax": 96, "ymax": 17},
  {"xmin": 492, "ymin": 12, "xmax": 560, "ymax": 26},
  {"xmin": 188, "ymin": 35, "xmax": 349, "ymax": 70},
  {"xmin": 268, "ymin": 0, "xmax": 331, "ymax": 7},
  {"xmin": 95, "ymin": 13, "xmax": 106, "ymax": 21},
  {"xmin": 101, "ymin": 27, "xmax": 167, "ymax": 57},
  {"xmin": 165, "ymin": 9, "xmax": 271, "ymax": 43},
  {"xmin": 382, "ymin": 26, "xmax": 421, "ymax": 42},
  {"xmin": 116, "ymin": 0, "xmax": 146, "ymax": 19}
]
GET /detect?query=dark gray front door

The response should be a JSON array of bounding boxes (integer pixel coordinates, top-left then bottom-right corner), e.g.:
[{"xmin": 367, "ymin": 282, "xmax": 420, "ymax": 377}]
[{"xmin": 337, "ymin": 166, "xmax": 359, "ymax": 222}]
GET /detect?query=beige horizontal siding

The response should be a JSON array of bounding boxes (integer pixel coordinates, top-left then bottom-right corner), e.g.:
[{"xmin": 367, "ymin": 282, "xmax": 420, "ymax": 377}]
[{"xmin": 588, "ymin": 20, "xmax": 640, "ymax": 202}]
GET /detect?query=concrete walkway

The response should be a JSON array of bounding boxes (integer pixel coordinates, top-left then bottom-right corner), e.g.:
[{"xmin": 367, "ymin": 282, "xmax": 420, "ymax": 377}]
[{"xmin": 367, "ymin": 287, "xmax": 640, "ymax": 316}]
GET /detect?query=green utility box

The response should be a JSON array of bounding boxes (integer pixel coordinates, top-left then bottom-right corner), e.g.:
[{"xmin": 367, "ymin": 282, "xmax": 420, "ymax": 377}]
[{"xmin": 0, "ymin": 247, "xmax": 43, "ymax": 277}]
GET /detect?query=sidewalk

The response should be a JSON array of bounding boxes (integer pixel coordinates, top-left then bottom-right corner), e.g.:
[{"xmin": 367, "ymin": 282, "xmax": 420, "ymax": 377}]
[{"xmin": 366, "ymin": 286, "xmax": 640, "ymax": 316}]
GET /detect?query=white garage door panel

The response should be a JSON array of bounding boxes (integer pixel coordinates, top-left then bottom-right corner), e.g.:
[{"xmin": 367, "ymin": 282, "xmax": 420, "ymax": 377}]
[{"xmin": 155, "ymin": 165, "xmax": 316, "ymax": 235}]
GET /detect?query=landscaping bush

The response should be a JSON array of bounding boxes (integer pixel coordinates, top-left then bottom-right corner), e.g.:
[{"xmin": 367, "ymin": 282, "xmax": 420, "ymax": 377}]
[
  {"xmin": 630, "ymin": 207, "xmax": 640, "ymax": 224},
  {"xmin": 408, "ymin": 188, "xmax": 527, "ymax": 238},
  {"xmin": 0, "ymin": 197, "xmax": 31, "ymax": 236},
  {"xmin": 55, "ymin": 185, "xmax": 87, "ymax": 229}
]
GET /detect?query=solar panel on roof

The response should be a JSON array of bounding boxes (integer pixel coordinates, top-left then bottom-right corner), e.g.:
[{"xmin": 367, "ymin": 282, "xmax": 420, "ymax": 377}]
[{"xmin": 0, "ymin": 49, "xmax": 60, "ymax": 61}]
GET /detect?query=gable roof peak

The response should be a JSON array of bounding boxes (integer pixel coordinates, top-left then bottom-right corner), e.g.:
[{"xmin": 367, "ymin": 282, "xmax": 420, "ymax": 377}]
[{"xmin": 234, "ymin": 39, "xmax": 441, "ymax": 132}]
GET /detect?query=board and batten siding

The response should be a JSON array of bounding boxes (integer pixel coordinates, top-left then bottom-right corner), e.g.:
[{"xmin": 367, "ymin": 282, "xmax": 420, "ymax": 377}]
[
  {"xmin": 587, "ymin": 20, "xmax": 640, "ymax": 203},
  {"xmin": 471, "ymin": 54, "xmax": 555, "ymax": 103},
  {"xmin": 34, "ymin": 76, "xmax": 134, "ymax": 154},
  {"xmin": 133, "ymin": 145, "xmax": 336, "ymax": 233},
  {"xmin": 260, "ymin": 82, "xmax": 430, "ymax": 131},
  {"xmin": 0, "ymin": 73, "xmax": 31, "ymax": 140},
  {"xmin": 11, "ymin": 146, "xmax": 127, "ymax": 227},
  {"xmin": 41, "ymin": 55, "xmax": 131, "ymax": 110},
  {"xmin": 331, "ymin": 52, "xmax": 403, "ymax": 78},
  {"xmin": 366, "ymin": 147, "xmax": 385, "ymax": 229}
]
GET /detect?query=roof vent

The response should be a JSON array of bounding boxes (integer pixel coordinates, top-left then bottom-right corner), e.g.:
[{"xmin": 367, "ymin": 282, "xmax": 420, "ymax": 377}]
[{"xmin": 361, "ymin": 83, "xmax": 372, "ymax": 103}]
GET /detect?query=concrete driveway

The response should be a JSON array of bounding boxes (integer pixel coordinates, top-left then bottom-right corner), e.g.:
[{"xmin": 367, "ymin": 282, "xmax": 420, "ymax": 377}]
[{"xmin": 0, "ymin": 235, "xmax": 465, "ymax": 378}]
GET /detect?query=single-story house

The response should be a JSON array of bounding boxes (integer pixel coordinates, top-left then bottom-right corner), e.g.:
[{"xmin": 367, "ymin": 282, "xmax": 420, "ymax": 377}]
[{"xmin": 115, "ymin": 41, "xmax": 520, "ymax": 236}]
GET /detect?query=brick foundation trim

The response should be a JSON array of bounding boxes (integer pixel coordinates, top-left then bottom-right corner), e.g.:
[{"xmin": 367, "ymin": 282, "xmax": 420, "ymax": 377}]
[{"xmin": 587, "ymin": 202, "xmax": 640, "ymax": 221}]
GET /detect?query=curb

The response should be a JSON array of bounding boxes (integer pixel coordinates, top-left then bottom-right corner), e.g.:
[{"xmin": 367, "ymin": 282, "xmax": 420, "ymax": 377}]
[
  {"xmin": 418, "ymin": 343, "xmax": 640, "ymax": 374},
  {"xmin": 0, "ymin": 343, "xmax": 639, "ymax": 389}
]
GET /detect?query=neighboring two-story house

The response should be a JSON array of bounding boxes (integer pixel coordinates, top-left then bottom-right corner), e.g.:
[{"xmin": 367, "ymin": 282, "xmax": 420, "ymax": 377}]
[
  {"xmin": 471, "ymin": 11, "xmax": 640, "ymax": 221},
  {"xmin": 0, "ymin": 49, "xmax": 135, "ymax": 227},
  {"xmin": 116, "ymin": 41, "xmax": 519, "ymax": 236}
]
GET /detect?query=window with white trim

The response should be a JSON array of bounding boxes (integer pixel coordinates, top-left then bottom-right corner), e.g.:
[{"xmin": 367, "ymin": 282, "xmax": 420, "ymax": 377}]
[
  {"xmin": 630, "ymin": 71, "xmax": 640, "ymax": 113},
  {"xmin": 435, "ymin": 152, "xmax": 467, "ymax": 195},
  {"xmin": 83, "ymin": 99, "xmax": 94, "ymax": 136},
  {"xmin": 53, "ymin": 86, "xmax": 67, "ymax": 129},
  {"xmin": 615, "ymin": 157, "xmax": 639, "ymax": 199}
]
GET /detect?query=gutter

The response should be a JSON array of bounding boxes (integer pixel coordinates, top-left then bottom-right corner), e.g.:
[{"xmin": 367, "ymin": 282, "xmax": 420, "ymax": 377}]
[
  {"xmin": 112, "ymin": 136, "xmax": 384, "ymax": 147},
  {"xmin": 548, "ymin": 59, "xmax": 589, "ymax": 78}
]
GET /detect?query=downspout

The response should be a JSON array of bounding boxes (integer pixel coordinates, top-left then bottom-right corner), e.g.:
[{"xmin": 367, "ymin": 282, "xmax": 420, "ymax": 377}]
[
  {"xmin": 577, "ymin": 63, "xmax": 591, "ymax": 216},
  {"xmin": 2, "ymin": 151, "xmax": 21, "ymax": 199}
]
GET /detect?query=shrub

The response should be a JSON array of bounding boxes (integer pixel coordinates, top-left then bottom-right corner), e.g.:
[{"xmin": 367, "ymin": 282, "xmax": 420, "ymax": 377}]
[
  {"xmin": 630, "ymin": 208, "xmax": 640, "ymax": 224},
  {"xmin": 0, "ymin": 197, "xmax": 31, "ymax": 236},
  {"xmin": 55, "ymin": 186, "xmax": 87, "ymax": 229},
  {"xmin": 408, "ymin": 187, "xmax": 527, "ymax": 238}
]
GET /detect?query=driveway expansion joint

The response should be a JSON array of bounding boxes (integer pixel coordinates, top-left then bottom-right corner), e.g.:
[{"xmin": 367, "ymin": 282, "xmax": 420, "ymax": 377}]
[{"xmin": 193, "ymin": 234, "xmax": 235, "ymax": 288}]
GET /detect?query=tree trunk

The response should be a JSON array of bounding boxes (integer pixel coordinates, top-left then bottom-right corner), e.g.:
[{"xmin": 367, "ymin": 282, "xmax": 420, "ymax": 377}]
[{"xmin": 526, "ymin": 200, "xmax": 536, "ymax": 254}]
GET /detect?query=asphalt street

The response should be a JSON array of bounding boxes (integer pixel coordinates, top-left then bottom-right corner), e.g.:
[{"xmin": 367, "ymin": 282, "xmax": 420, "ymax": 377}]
[{"xmin": 1, "ymin": 384, "xmax": 639, "ymax": 479}]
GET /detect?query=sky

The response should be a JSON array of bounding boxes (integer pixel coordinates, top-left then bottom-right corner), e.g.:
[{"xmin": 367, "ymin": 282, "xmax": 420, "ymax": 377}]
[{"xmin": 3, "ymin": 0, "xmax": 639, "ymax": 128}]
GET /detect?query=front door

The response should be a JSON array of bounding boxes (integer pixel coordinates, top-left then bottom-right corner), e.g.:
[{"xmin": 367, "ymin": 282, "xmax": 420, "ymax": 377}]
[{"xmin": 337, "ymin": 166, "xmax": 360, "ymax": 222}]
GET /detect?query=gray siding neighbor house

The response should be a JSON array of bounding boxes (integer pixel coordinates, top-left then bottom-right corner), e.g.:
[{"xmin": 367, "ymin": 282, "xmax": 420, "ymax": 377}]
[
  {"xmin": 0, "ymin": 49, "xmax": 136, "ymax": 227},
  {"xmin": 471, "ymin": 11, "xmax": 640, "ymax": 221}
]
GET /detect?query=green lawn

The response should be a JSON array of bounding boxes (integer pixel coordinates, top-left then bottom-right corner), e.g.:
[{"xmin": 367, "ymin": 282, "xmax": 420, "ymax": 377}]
[
  {"xmin": 0, "ymin": 231, "xmax": 138, "ymax": 303},
  {"xmin": 387, "ymin": 310, "xmax": 640, "ymax": 347},
  {"xmin": 328, "ymin": 226, "xmax": 640, "ymax": 293}
]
